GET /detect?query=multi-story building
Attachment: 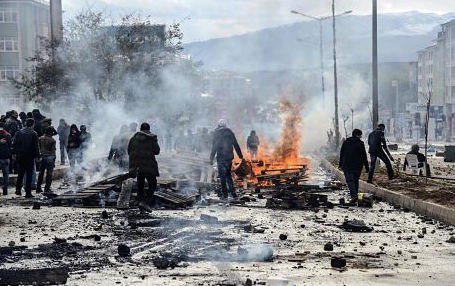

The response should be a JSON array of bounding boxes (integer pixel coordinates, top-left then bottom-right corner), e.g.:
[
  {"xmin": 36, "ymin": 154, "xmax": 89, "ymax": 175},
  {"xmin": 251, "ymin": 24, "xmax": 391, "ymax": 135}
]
[
  {"xmin": 0, "ymin": 0, "xmax": 51, "ymax": 106},
  {"xmin": 416, "ymin": 19, "xmax": 455, "ymax": 141}
]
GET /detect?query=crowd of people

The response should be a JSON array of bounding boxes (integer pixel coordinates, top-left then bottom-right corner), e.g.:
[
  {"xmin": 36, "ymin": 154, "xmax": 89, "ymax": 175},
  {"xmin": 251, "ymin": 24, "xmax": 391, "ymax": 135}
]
[
  {"xmin": 0, "ymin": 109, "xmax": 92, "ymax": 198},
  {"xmin": 0, "ymin": 107, "xmax": 258, "ymax": 210}
]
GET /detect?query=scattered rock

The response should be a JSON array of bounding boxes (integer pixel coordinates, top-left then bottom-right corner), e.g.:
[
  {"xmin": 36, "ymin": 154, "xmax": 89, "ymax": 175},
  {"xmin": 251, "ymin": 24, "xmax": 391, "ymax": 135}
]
[
  {"xmin": 8, "ymin": 241, "xmax": 15, "ymax": 247},
  {"xmin": 331, "ymin": 257, "xmax": 346, "ymax": 268},
  {"xmin": 359, "ymin": 241, "xmax": 366, "ymax": 246},
  {"xmin": 446, "ymin": 236, "xmax": 455, "ymax": 243},
  {"xmin": 118, "ymin": 244, "xmax": 131, "ymax": 257},
  {"xmin": 417, "ymin": 234, "xmax": 424, "ymax": 238},
  {"xmin": 93, "ymin": 234, "xmax": 101, "ymax": 242},
  {"xmin": 32, "ymin": 202, "xmax": 41, "ymax": 210},
  {"xmin": 422, "ymin": 228, "xmax": 427, "ymax": 235},
  {"xmin": 279, "ymin": 234, "xmax": 288, "ymax": 241},
  {"xmin": 101, "ymin": 210, "xmax": 109, "ymax": 219},
  {"xmin": 411, "ymin": 255, "xmax": 418, "ymax": 259},
  {"xmin": 300, "ymin": 224, "xmax": 306, "ymax": 228},
  {"xmin": 54, "ymin": 237, "xmax": 67, "ymax": 244},
  {"xmin": 324, "ymin": 242, "xmax": 334, "ymax": 251},
  {"xmin": 397, "ymin": 250, "xmax": 402, "ymax": 255},
  {"xmin": 245, "ymin": 278, "xmax": 253, "ymax": 286},
  {"xmin": 20, "ymin": 237, "xmax": 25, "ymax": 242}
]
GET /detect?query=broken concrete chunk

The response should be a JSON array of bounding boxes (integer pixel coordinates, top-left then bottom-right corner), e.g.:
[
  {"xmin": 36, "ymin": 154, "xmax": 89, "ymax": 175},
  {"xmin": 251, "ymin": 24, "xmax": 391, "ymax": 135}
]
[
  {"xmin": 32, "ymin": 202, "xmax": 41, "ymax": 210},
  {"xmin": 331, "ymin": 257, "xmax": 346, "ymax": 268},
  {"xmin": 279, "ymin": 234, "xmax": 288, "ymax": 241},
  {"xmin": 324, "ymin": 242, "xmax": 334, "ymax": 251},
  {"xmin": 118, "ymin": 244, "xmax": 131, "ymax": 257},
  {"xmin": 101, "ymin": 210, "xmax": 109, "ymax": 219},
  {"xmin": 446, "ymin": 236, "xmax": 455, "ymax": 243}
]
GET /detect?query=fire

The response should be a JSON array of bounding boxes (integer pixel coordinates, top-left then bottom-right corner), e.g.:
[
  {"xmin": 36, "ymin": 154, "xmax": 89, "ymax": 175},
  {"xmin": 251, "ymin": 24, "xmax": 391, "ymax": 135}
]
[
  {"xmin": 235, "ymin": 98, "xmax": 308, "ymax": 187},
  {"xmin": 272, "ymin": 99, "xmax": 302, "ymax": 167}
]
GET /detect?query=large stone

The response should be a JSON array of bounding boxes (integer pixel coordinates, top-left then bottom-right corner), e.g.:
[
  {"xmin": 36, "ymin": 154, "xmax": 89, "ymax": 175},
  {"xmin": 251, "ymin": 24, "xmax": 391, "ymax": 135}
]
[
  {"xmin": 331, "ymin": 257, "xmax": 346, "ymax": 268},
  {"xmin": 118, "ymin": 244, "xmax": 131, "ymax": 257}
]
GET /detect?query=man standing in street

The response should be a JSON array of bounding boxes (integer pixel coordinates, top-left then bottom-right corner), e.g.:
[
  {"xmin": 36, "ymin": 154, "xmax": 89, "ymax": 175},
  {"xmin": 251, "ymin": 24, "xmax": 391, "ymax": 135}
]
[
  {"xmin": 210, "ymin": 119, "xmax": 243, "ymax": 200},
  {"xmin": 128, "ymin": 122, "xmax": 160, "ymax": 211},
  {"xmin": 57, "ymin": 119, "xmax": 70, "ymax": 165},
  {"xmin": 367, "ymin": 123, "xmax": 394, "ymax": 183},
  {"xmin": 37, "ymin": 127, "xmax": 57, "ymax": 194},
  {"xmin": 0, "ymin": 122, "xmax": 12, "ymax": 195},
  {"xmin": 339, "ymin": 129, "xmax": 369, "ymax": 205},
  {"xmin": 13, "ymin": 118, "xmax": 40, "ymax": 198}
]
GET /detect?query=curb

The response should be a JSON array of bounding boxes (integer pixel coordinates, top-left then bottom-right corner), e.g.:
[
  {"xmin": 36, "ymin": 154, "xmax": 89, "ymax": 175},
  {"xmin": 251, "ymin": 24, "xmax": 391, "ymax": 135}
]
[{"xmin": 321, "ymin": 158, "xmax": 455, "ymax": 226}]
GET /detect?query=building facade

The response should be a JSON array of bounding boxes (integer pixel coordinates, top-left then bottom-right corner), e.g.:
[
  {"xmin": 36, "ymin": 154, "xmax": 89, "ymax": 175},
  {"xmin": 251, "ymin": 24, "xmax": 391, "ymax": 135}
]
[
  {"xmin": 415, "ymin": 19, "xmax": 455, "ymax": 141},
  {"xmin": 0, "ymin": 0, "xmax": 50, "ymax": 106}
]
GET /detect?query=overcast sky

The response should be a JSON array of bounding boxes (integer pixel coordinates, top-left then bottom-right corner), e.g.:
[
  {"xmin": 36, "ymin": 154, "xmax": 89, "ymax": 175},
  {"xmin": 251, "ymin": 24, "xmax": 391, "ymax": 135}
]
[{"xmin": 63, "ymin": 0, "xmax": 455, "ymax": 43}]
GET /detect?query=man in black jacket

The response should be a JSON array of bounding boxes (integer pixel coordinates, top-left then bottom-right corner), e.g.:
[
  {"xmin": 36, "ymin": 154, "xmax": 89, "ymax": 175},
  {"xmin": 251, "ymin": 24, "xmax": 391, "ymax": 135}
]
[
  {"xmin": 339, "ymin": 129, "xmax": 369, "ymax": 204},
  {"xmin": 367, "ymin": 124, "xmax": 394, "ymax": 183},
  {"xmin": 128, "ymin": 122, "xmax": 160, "ymax": 210},
  {"xmin": 0, "ymin": 122, "xmax": 12, "ymax": 195},
  {"xmin": 210, "ymin": 119, "xmax": 243, "ymax": 199},
  {"xmin": 12, "ymin": 118, "xmax": 40, "ymax": 198}
]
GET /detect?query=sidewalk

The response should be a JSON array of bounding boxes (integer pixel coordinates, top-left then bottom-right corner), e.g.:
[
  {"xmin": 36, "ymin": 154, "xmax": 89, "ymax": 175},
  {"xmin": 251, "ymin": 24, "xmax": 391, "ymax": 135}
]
[{"xmin": 322, "ymin": 158, "xmax": 455, "ymax": 226}]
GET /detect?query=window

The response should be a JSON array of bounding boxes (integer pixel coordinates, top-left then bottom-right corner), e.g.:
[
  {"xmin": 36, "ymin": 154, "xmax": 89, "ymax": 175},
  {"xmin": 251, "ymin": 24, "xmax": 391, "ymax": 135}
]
[
  {"xmin": 0, "ymin": 66, "xmax": 19, "ymax": 81},
  {"xmin": 0, "ymin": 8, "xmax": 17, "ymax": 23},
  {"xmin": 0, "ymin": 37, "xmax": 18, "ymax": 51}
]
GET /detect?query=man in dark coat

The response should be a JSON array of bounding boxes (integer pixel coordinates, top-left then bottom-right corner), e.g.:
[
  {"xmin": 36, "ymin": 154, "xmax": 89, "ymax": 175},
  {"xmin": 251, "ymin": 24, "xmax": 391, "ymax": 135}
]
[
  {"xmin": 367, "ymin": 124, "xmax": 394, "ymax": 183},
  {"xmin": 32, "ymin": 109, "xmax": 46, "ymax": 137},
  {"xmin": 247, "ymin": 130, "xmax": 260, "ymax": 160},
  {"xmin": 128, "ymin": 122, "xmax": 160, "ymax": 209},
  {"xmin": 67, "ymin": 124, "xmax": 81, "ymax": 170},
  {"xmin": 210, "ymin": 119, "xmax": 243, "ymax": 199},
  {"xmin": 12, "ymin": 118, "xmax": 40, "ymax": 198},
  {"xmin": 0, "ymin": 122, "xmax": 12, "ymax": 195},
  {"xmin": 339, "ymin": 129, "xmax": 369, "ymax": 204},
  {"xmin": 5, "ymin": 110, "xmax": 20, "ymax": 174}
]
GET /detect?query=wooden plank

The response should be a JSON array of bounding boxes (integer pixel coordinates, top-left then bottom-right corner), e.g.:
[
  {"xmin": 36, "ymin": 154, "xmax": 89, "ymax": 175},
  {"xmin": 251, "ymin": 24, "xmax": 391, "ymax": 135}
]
[{"xmin": 0, "ymin": 268, "xmax": 69, "ymax": 285}]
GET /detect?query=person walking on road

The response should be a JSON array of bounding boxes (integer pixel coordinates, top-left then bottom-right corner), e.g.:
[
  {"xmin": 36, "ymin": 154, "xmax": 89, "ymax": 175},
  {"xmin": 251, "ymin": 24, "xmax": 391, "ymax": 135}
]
[
  {"xmin": 339, "ymin": 129, "xmax": 369, "ymax": 205},
  {"xmin": 210, "ymin": 119, "xmax": 244, "ymax": 200},
  {"xmin": 367, "ymin": 123, "xmax": 394, "ymax": 183},
  {"xmin": 128, "ymin": 122, "xmax": 160, "ymax": 211}
]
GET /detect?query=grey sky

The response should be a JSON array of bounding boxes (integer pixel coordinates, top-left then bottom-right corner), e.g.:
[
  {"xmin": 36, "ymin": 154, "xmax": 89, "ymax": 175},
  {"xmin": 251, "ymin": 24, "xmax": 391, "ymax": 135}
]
[{"xmin": 63, "ymin": 0, "xmax": 455, "ymax": 42}]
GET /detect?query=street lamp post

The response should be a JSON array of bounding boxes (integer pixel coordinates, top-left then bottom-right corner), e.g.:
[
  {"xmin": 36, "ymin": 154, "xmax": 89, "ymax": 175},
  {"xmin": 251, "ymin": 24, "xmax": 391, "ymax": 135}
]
[
  {"xmin": 290, "ymin": 9, "xmax": 351, "ymax": 105},
  {"xmin": 291, "ymin": 7, "xmax": 351, "ymax": 149}
]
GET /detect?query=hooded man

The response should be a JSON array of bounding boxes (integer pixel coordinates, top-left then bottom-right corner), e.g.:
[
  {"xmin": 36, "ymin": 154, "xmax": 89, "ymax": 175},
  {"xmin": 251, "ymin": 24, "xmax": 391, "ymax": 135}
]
[
  {"xmin": 0, "ymin": 122, "xmax": 12, "ymax": 195},
  {"xmin": 32, "ymin": 109, "xmax": 46, "ymax": 137},
  {"xmin": 247, "ymin": 130, "xmax": 260, "ymax": 160},
  {"xmin": 67, "ymin": 124, "xmax": 81, "ymax": 170},
  {"xmin": 57, "ymin": 119, "xmax": 70, "ymax": 165},
  {"xmin": 128, "ymin": 122, "xmax": 160, "ymax": 210},
  {"xmin": 12, "ymin": 118, "xmax": 40, "ymax": 198},
  {"xmin": 339, "ymin": 129, "xmax": 369, "ymax": 204},
  {"xmin": 210, "ymin": 119, "xmax": 243, "ymax": 199}
]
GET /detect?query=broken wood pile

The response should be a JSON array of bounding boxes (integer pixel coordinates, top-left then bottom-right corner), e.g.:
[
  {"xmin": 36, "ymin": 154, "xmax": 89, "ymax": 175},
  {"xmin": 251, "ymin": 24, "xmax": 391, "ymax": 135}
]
[
  {"xmin": 255, "ymin": 164, "xmax": 309, "ymax": 187},
  {"xmin": 52, "ymin": 173, "xmax": 196, "ymax": 209},
  {"xmin": 265, "ymin": 189, "xmax": 332, "ymax": 210}
]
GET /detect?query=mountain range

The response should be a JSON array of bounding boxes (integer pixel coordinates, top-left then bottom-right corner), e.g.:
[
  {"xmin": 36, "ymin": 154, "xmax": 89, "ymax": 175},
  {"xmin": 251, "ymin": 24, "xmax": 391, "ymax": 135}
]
[{"xmin": 184, "ymin": 12, "xmax": 455, "ymax": 72}]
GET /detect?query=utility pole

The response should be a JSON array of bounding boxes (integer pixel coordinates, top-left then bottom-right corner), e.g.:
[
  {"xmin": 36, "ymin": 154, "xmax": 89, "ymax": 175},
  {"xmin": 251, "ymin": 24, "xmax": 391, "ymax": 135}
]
[
  {"xmin": 290, "ymin": 9, "xmax": 351, "ymax": 106},
  {"xmin": 319, "ymin": 20, "xmax": 326, "ymax": 103},
  {"xmin": 372, "ymin": 0, "xmax": 379, "ymax": 129},
  {"xmin": 332, "ymin": 0, "xmax": 340, "ymax": 148}
]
